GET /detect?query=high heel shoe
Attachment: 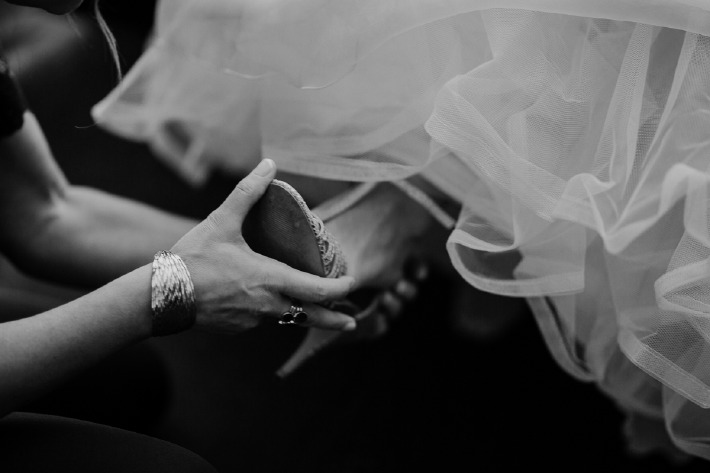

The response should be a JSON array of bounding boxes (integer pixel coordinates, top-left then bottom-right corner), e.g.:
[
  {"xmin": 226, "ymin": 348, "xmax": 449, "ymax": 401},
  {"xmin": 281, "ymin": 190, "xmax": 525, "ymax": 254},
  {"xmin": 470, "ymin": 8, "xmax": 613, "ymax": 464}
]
[{"xmin": 242, "ymin": 179, "xmax": 447, "ymax": 377}]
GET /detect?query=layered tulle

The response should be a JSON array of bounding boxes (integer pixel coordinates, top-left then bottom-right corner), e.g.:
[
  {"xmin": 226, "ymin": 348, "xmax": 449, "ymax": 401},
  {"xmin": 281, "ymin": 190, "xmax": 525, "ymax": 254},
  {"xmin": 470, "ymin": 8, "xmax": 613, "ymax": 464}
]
[{"xmin": 93, "ymin": 0, "xmax": 710, "ymax": 459}]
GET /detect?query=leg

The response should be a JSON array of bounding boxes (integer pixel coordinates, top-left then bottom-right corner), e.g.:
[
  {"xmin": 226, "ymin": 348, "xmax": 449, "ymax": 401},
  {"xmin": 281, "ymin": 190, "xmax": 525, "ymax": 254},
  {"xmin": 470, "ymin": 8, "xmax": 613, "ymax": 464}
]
[
  {"xmin": 0, "ymin": 412, "xmax": 217, "ymax": 473},
  {"xmin": 24, "ymin": 341, "xmax": 171, "ymax": 434}
]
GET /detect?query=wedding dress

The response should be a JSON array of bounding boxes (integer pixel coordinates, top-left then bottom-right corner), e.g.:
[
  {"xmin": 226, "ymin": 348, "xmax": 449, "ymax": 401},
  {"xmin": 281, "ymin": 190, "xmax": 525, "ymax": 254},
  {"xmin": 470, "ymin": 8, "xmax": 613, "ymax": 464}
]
[{"xmin": 93, "ymin": 0, "xmax": 710, "ymax": 459}]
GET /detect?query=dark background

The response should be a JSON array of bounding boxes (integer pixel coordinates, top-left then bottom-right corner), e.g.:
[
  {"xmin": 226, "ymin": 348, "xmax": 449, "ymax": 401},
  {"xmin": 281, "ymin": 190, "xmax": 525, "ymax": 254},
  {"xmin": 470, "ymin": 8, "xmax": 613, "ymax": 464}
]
[{"xmin": 5, "ymin": 2, "xmax": 709, "ymax": 471}]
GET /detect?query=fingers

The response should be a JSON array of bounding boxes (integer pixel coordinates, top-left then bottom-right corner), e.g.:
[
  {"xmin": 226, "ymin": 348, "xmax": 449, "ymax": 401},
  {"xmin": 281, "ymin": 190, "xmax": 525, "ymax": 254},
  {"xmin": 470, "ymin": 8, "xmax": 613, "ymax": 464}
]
[
  {"xmin": 219, "ymin": 159, "xmax": 277, "ymax": 225},
  {"xmin": 379, "ymin": 291, "xmax": 404, "ymax": 317},
  {"xmin": 379, "ymin": 272, "xmax": 422, "ymax": 317},
  {"xmin": 273, "ymin": 296, "xmax": 356, "ymax": 331},
  {"xmin": 367, "ymin": 262, "xmax": 428, "ymax": 337},
  {"xmin": 404, "ymin": 258, "xmax": 429, "ymax": 282},
  {"xmin": 273, "ymin": 262, "xmax": 428, "ymax": 334},
  {"xmin": 299, "ymin": 303, "xmax": 357, "ymax": 331},
  {"xmin": 393, "ymin": 279, "xmax": 418, "ymax": 300},
  {"xmin": 273, "ymin": 262, "xmax": 356, "ymax": 303},
  {"xmin": 371, "ymin": 310, "xmax": 389, "ymax": 338}
]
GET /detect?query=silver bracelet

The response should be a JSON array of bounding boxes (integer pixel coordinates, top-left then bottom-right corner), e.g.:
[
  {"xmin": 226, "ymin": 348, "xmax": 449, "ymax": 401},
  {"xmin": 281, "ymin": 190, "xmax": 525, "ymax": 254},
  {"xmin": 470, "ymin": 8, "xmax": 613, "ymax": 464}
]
[{"xmin": 150, "ymin": 250, "xmax": 197, "ymax": 336}]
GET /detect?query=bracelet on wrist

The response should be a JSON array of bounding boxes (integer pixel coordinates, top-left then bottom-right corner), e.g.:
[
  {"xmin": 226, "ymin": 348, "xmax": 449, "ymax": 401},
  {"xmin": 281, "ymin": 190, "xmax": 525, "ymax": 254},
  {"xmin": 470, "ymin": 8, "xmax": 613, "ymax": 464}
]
[{"xmin": 150, "ymin": 250, "xmax": 196, "ymax": 336}]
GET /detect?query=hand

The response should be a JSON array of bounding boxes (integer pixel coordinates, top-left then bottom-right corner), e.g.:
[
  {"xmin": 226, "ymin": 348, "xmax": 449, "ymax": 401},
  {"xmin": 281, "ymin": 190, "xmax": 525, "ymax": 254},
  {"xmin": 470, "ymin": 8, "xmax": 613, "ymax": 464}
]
[
  {"xmin": 326, "ymin": 183, "xmax": 433, "ymax": 289},
  {"xmin": 170, "ymin": 159, "xmax": 357, "ymax": 334}
]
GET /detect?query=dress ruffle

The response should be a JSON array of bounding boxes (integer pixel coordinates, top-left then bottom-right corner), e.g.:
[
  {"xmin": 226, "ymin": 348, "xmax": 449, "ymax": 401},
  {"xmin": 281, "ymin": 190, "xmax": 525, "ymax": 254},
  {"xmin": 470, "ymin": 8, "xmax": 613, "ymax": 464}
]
[{"xmin": 93, "ymin": 0, "xmax": 710, "ymax": 459}]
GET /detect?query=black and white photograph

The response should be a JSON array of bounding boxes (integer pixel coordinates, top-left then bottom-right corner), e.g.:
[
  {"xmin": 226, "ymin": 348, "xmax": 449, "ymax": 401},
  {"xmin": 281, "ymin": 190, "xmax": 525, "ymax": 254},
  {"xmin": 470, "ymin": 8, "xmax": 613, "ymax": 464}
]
[{"xmin": 2, "ymin": 1, "xmax": 710, "ymax": 471}]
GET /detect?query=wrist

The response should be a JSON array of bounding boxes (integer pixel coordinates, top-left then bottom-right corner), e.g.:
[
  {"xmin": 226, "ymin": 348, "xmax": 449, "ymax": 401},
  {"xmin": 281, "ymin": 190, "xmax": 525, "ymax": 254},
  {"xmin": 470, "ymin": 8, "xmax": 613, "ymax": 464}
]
[
  {"xmin": 150, "ymin": 250, "xmax": 197, "ymax": 336},
  {"xmin": 101, "ymin": 263, "xmax": 154, "ymax": 341}
]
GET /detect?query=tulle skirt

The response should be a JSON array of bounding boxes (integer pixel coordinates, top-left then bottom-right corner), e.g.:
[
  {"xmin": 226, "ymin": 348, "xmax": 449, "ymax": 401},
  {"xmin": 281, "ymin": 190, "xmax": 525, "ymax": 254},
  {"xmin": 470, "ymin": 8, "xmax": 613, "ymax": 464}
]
[{"xmin": 93, "ymin": 0, "xmax": 710, "ymax": 459}]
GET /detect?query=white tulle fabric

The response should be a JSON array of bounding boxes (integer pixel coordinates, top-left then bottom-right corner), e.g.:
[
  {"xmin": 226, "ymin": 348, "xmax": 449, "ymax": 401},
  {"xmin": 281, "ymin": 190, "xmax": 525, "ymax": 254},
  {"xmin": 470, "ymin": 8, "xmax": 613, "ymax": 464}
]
[{"xmin": 93, "ymin": 0, "xmax": 710, "ymax": 459}]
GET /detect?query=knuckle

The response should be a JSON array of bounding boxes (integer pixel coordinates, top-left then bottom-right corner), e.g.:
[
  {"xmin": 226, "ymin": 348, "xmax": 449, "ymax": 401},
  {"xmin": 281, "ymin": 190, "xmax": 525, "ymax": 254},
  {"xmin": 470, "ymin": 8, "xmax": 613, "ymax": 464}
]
[
  {"xmin": 313, "ymin": 282, "xmax": 329, "ymax": 301},
  {"xmin": 396, "ymin": 280, "xmax": 417, "ymax": 298},
  {"xmin": 235, "ymin": 179, "xmax": 255, "ymax": 197}
]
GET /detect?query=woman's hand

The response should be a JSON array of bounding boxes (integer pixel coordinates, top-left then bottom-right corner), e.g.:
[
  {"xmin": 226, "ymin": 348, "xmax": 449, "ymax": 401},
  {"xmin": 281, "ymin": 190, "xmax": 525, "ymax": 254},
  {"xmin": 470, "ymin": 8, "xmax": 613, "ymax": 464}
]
[{"xmin": 171, "ymin": 159, "xmax": 357, "ymax": 334}]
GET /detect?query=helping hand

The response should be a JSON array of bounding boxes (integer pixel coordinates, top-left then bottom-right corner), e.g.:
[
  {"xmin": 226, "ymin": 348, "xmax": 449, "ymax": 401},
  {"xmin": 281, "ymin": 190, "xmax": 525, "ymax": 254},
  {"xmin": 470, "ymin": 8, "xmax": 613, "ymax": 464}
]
[{"xmin": 170, "ymin": 159, "xmax": 357, "ymax": 334}]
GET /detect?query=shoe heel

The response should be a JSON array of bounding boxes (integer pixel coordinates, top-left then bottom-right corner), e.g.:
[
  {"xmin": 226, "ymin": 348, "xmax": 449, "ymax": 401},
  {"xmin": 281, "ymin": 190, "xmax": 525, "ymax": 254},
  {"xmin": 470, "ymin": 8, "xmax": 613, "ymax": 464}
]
[{"xmin": 276, "ymin": 298, "xmax": 380, "ymax": 377}]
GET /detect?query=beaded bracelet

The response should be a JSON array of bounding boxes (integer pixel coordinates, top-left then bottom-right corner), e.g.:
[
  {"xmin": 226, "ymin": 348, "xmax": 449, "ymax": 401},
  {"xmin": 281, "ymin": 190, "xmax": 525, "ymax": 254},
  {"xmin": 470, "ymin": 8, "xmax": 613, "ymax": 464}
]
[{"xmin": 150, "ymin": 250, "xmax": 197, "ymax": 336}]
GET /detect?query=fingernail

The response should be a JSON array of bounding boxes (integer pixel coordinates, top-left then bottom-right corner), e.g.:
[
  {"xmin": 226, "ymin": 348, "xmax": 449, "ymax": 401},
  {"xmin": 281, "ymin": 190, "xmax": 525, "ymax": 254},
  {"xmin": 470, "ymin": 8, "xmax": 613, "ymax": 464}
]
[
  {"xmin": 344, "ymin": 319, "xmax": 357, "ymax": 331},
  {"xmin": 339, "ymin": 276, "xmax": 356, "ymax": 289},
  {"xmin": 254, "ymin": 159, "xmax": 274, "ymax": 177}
]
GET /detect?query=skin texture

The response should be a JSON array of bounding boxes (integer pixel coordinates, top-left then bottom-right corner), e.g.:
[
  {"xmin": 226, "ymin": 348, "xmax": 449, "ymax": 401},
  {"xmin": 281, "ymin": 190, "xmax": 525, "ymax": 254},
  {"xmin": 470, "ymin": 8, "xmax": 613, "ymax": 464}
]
[{"xmin": 0, "ymin": 111, "xmax": 356, "ymax": 417}]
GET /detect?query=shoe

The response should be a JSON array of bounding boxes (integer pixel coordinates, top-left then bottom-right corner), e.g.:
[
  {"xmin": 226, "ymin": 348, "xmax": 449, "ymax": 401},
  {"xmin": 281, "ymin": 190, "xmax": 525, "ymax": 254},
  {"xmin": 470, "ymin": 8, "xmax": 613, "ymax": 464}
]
[{"xmin": 242, "ymin": 179, "xmax": 427, "ymax": 376}]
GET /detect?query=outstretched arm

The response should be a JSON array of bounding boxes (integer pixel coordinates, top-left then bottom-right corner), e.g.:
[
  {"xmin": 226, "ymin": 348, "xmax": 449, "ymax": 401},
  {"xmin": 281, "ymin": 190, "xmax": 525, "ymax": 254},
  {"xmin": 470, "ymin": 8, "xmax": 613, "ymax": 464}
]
[
  {"xmin": 0, "ymin": 159, "xmax": 357, "ymax": 416},
  {"xmin": 0, "ymin": 263, "xmax": 153, "ymax": 416},
  {"xmin": 0, "ymin": 112, "xmax": 196, "ymax": 287}
]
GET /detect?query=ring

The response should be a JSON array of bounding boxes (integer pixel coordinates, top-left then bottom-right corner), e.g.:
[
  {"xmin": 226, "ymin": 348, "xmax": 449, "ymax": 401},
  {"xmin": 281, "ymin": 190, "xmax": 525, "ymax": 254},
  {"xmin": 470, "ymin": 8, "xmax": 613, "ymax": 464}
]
[{"xmin": 279, "ymin": 302, "xmax": 309, "ymax": 325}]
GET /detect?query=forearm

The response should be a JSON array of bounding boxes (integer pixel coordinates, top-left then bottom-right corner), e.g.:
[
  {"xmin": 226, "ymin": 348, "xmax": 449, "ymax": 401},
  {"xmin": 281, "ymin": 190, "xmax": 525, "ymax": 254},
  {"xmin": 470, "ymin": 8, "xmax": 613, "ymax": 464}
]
[
  {"xmin": 0, "ymin": 263, "xmax": 153, "ymax": 416},
  {"xmin": 14, "ymin": 186, "xmax": 196, "ymax": 287},
  {"xmin": 0, "ymin": 113, "xmax": 197, "ymax": 287}
]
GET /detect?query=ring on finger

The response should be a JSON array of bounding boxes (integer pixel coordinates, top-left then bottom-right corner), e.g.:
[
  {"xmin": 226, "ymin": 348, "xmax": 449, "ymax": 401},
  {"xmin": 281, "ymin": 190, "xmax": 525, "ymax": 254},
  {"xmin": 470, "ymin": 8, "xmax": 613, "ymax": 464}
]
[{"xmin": 279, "ymin": 302, "xmax": 309, "ymax": 325}]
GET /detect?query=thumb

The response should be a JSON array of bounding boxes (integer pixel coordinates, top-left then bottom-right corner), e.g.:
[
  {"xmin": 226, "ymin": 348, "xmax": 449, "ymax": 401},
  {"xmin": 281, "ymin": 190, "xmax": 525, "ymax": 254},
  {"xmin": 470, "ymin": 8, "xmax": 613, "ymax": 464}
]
[{"xmin": 220, "ymin": 159, "xmax": 277, "ymax": 223}]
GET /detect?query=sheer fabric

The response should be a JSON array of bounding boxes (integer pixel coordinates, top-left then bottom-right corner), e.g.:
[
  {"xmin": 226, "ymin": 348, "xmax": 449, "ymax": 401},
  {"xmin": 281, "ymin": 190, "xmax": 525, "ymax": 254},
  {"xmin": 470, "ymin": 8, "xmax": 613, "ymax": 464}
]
[{"xmin": 93, "ymin": 0, "xmax": 710, "ymax": 459}]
